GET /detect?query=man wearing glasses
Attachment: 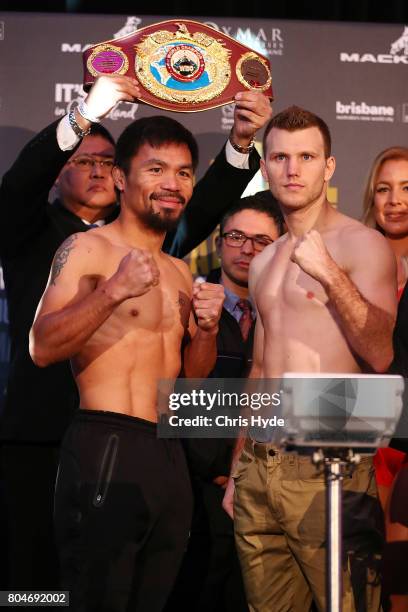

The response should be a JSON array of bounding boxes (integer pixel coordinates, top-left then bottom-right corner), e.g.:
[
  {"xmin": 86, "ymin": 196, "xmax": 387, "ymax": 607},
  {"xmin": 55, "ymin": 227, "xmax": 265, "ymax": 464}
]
[
  {"xmin": 0, "ymin": 74, "xmax": 271, "ymax": 592},
  {"xmin": 65, "ymin": 156, "xmax": 115, "ymax": 171},
  {"xmin": 170, "ymin": 193, "xmax": 283, "ymax": 611},
  {"xmin": 214, "ymin": 193, "xmax": 284, "ymax": 352}
]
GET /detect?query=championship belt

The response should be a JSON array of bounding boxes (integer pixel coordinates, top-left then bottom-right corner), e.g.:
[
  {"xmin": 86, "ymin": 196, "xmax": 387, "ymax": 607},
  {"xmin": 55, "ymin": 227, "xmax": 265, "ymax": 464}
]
[{"xmin": 82, "ymin": 19, "xmax": 273, "ymax": 112}]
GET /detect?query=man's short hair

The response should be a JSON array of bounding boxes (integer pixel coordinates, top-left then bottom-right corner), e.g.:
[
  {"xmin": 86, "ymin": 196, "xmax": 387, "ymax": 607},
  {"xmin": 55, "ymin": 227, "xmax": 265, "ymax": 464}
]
[
  {"xmin": 89, "ymin": 123, "xmax": 115, "ymax": 147},
  {"xmin": 115, "ymin": 116, "xmax": 199, "ymax": 175},
  {"xmin": 220, "ymin": 190, "xmax": 285, "ymax": 236},
  {"xmin": 262, "ymin": 106, "xmax": 332, "ymax": 158}
]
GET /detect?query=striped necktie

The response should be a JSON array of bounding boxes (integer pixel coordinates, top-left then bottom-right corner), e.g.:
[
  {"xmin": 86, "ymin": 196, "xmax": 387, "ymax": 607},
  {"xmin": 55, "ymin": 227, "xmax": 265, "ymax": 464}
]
[{"xmin": 237, "ymin": 299, "xmax": 252, "ymax": 341}]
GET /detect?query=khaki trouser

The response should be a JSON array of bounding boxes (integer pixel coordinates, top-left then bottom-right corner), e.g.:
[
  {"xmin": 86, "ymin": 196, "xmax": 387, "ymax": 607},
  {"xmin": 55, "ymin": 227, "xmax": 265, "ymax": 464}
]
[{"xmin": 233, "ymin": 438, "xmax": 383, "ymax": 612}]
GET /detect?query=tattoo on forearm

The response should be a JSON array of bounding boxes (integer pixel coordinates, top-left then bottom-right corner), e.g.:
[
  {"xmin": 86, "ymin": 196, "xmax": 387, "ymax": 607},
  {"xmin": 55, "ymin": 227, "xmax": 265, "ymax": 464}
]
[{"xmin": 51, "ymin": 234, "xmax": 78, "ymax": 285}]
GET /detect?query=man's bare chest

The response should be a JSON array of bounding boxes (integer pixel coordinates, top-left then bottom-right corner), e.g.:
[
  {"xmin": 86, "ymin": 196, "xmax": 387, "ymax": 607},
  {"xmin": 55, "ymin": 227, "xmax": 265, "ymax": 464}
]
[
  {"xmin": 94, "ymin": 252, "xmax": 191, "ymax": 334},
  {"xmin": 256, "ymin": 239, "xmax": 337, "ymax": 314},
  {"xmin": 114, "ymin": 286, "xmax": 189, "ymax": 333}
]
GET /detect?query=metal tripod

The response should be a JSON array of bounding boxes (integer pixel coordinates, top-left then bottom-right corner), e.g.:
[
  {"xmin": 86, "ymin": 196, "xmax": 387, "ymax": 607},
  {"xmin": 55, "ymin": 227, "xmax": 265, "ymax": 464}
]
[{"xmin": 312, "ymin": 448, "xmax": 361, "ymax": 612}]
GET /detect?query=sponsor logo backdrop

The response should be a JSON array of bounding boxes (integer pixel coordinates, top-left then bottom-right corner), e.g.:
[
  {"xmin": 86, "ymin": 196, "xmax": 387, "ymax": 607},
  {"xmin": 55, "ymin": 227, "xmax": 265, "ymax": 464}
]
[{"xmin": 0, "ymin": 13, "xmax": 407, "ymax": 408}]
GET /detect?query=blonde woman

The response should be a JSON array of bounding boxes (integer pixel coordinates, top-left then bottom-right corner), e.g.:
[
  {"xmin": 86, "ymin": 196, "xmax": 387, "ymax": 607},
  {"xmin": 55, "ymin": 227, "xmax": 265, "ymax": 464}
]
[
  {"xmin": 363, "ymin": 147, "xmax": 408, "ymax": 298},
  {"xmin": 363, "ymin": 146, "xmax": 408, "ymax": 612}
]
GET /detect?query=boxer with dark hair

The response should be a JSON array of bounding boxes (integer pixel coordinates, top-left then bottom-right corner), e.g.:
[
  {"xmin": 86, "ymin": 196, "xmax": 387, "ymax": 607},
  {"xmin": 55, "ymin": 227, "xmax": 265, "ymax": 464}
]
[
  {"xmin": 30, "ymin": 115, "xmax": 225, "ymax": 611},
  {"xmin": 0, "ymin": 74, "xmax": 271, "ymax": 592}
]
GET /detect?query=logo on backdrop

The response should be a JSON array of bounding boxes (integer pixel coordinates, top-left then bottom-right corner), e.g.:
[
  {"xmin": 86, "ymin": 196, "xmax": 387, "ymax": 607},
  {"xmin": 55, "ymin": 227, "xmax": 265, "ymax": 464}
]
[
  {"xmin": 335, "ymin": 100, "xmax": 395, "ymax": 122},
  {"xmin": 113, "ymin": 16, "xmax": 142, "ymax": 39},
  {"xmin": 61, "ymin": 19, "xmax": 282, "ymax": 57},
  {"xmin": 340, "ymin": 25, "xmax": 408, "ymax": 64},
  {"xmin": 54, "ymin": 83, "xmax": 138, "ymax": 121},
  {"xmin": 58, "ymin": 16, "xmax": 141, "ymax": 122},
  {"xmin": 61, "ymin": 16, "xmax": 142, "ymax": 53},
  {"xmin": 213, "ymin": 23, "xmax": 282, "ymax": 130},
  {"xmin": 0, "ymin": 21, "xmax": 4, "ymax": 41},
  {"xmin": 391, "ymin": 26, "xmax": 408, "ymax": 55},
  {"xmin": 204, "ymin": 22, "xmax": 284, "ymax": 57}
]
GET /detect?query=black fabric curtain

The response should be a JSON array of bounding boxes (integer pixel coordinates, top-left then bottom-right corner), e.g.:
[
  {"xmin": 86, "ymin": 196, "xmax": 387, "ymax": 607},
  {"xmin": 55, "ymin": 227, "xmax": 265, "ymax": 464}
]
[{"xmin": 2, "ymin": 1, "xmax": 408, "ymax": 23}]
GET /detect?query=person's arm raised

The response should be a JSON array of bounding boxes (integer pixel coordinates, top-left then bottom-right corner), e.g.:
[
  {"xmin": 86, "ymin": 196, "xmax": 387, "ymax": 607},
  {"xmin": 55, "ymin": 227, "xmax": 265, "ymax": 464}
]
[
  {"xmin": 71, "ymin": 74, "xmax": 140, "ymax": 135},
  {"xmin": 166, "ymin": 92, "xmax": 272, "ymax": 258},
  {"xmin": 30, "ymin": 235, "xmax": 158, "ymax": 367},
  {"xmin": 0, "ymin": 76, "xmax": 140, "ymax": 258},
  {"xmin": 292, "ymin": 227, "xmax": 397, "ymax": 372},
  {"xmin": 229, "ymin": 90, "xmax": 272, "ymax": 151}
]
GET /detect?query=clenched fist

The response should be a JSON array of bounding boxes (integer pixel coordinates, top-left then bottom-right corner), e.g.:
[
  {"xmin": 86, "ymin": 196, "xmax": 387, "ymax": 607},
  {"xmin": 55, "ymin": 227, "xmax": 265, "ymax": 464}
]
[
  {"xmin": 106, "ymin": 249, "xmax": 159, "ymax": 302},
  {"xmin": 291, "ymin": 230, "xmax": 336, "ymax": 285},
  {"xmin": 192, "ymin": 280, "xmax": 224, "ymax": 332}
]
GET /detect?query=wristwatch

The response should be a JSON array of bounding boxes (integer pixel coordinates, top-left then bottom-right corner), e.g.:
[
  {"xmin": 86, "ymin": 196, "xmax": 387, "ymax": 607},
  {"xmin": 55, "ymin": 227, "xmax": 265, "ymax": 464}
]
[
  {"xmin": 229, "ymin": 131, "xmax": 255, "ymax": 154},
  {"xmin": 68, "ymin": 109, "xmax": 91, "ymax": 138}
]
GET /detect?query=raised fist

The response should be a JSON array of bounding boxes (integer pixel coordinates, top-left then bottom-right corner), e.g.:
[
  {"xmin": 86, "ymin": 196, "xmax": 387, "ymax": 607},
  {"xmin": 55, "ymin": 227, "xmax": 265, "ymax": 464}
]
[
  {"xmin": 107, "ymin": 248, "xmax": 159, "ymax": 302},
  {"xmin": 192, "ymin": 280, "xmax": 225, "ymax": 332},
  {"xmin": 291, "ymin": 230, "xmax": 334, "ymax": 284}
]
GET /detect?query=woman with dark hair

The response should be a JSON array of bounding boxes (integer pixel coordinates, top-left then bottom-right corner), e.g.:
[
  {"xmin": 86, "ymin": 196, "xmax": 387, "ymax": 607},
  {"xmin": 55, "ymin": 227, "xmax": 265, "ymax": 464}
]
[{"xmin": 363, "ymin": 146, "xmax": 408, "ymax": 611}]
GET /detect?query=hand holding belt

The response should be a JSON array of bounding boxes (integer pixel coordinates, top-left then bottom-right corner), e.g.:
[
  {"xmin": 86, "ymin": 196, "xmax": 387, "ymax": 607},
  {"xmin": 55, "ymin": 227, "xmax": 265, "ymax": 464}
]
[{"xmin": 83, "ymin": 19, "xmax": 273, "ymax": 112}]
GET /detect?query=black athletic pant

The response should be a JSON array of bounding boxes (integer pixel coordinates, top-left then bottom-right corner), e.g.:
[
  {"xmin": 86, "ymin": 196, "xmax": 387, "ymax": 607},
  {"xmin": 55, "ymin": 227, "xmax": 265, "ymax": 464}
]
[{"xmin": 54, "ymin": 410, "xmax": 192, "ymax": 612}]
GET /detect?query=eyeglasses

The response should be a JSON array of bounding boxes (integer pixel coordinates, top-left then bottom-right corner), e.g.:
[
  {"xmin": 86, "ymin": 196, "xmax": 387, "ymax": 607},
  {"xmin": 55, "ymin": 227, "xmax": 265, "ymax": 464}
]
[
  {"xmin": 221, "ymin": 231, "xmax": 274, "ymax": 251},
  {"xmin": 68, "ymin": 156, "xmax": 115, "ymax": 172}
]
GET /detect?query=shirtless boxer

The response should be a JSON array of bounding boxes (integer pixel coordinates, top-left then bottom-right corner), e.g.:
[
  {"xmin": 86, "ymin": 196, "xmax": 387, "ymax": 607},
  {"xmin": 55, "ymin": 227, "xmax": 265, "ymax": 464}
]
[
  {"xmin": 29, "ymin": 116, "xmax": 224, "ymax": 612},
  {"xmin": 223, "ymin": 107, "xmax": 397, "ymax": 611},
  {"xmin": 0, "ymin": 72, "xmax": 270, "ymax": 593}
]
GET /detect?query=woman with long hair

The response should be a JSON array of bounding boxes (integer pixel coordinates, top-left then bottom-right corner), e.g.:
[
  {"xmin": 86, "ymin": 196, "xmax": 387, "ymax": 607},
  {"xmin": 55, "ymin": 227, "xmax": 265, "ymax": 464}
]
[
  {"xmin": 363, "ymin": 147, "xmax": 408, "ymax": 298},
  {"xmin": 363, "ymin": 146, "xmax": 408, "ymax": 612}
]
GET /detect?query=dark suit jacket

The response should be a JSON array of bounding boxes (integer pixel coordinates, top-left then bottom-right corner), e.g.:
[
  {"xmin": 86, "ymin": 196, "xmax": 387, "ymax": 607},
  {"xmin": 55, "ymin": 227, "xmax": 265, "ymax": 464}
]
[
  {"xmin": 184, "ymin": 268, "xmax": 255, "ymax": 482},
  {"xmin": 389, "ymin": 283, "xmax": 408, "ymax": 452},
  {"xmin": 0, "ymin": 121, "xmax": 260, "ymax": 442}
]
